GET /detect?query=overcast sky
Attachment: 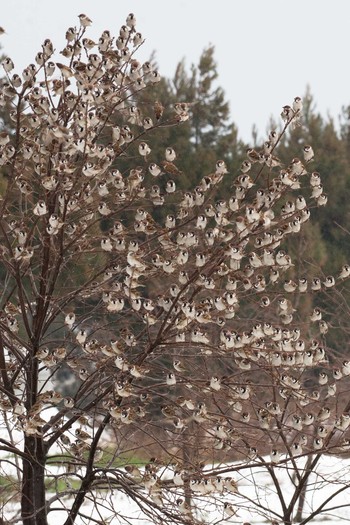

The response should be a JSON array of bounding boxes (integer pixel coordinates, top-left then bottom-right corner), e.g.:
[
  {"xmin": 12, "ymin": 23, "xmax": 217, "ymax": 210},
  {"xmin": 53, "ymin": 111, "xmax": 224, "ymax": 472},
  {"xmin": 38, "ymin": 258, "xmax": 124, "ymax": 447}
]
[{"xmin": 1, "ymin": 0, "xmax": 350, "ymax": 141}]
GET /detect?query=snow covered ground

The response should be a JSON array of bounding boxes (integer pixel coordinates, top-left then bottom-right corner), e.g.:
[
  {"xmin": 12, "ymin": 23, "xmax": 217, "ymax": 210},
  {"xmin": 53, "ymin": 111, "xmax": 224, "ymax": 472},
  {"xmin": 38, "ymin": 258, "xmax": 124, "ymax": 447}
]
[
  {"xmin": 2, "ymin": 451, "xmax": 350, "ymax": 524},
  {"xmin": 2, "ymin": 409, "xmax": 350, "ymax": 524}
]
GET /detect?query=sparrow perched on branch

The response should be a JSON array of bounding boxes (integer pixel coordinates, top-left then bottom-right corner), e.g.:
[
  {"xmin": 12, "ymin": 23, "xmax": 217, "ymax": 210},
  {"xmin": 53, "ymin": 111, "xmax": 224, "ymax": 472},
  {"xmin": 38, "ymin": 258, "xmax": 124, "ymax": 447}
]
[
  {"xmin": 303, "ymin": 145, "xmax": 314, "ymax": 162},
  {"xmin": 79, "ymin": 14, "xmax": 92, "ymax": 27},
  {"xmin": 154, "ymin": 100, "xmax": 164, "ymax": 120}
]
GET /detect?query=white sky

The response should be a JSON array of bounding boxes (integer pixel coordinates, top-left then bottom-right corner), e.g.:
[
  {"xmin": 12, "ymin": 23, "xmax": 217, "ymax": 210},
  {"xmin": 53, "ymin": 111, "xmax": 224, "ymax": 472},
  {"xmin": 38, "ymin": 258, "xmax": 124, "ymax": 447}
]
[{"xmin": 1, "ymin": 0, "xmax": 350, "ymax": 141}]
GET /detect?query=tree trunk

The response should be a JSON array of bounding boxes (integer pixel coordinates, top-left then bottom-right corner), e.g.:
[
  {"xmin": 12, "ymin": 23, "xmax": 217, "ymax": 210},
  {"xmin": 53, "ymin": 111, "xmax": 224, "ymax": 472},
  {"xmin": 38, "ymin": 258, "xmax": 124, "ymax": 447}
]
[
  {"xmin": 181, "ymin": 424, "xmax": 195, "ymax": 515},
  {"xmin": 294, "ymin": 454, "xmax": 314, "ymax": 523},
  {"xmin": 21, "ymin": 435, "xmax": 48, "ymax": 525}
]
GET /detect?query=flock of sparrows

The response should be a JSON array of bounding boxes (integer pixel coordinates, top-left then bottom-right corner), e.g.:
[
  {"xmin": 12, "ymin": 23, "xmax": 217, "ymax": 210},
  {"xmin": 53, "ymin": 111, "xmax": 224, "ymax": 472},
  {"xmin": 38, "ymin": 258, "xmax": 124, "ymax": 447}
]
[{"xmin": 1, "ymin": 13, "xmax": 350, "ymax": 525}]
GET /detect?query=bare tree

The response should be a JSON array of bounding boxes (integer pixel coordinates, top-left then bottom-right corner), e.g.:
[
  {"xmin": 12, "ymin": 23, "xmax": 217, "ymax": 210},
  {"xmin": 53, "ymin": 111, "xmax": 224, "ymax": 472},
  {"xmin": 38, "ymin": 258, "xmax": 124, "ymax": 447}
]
[{"xmin": 1, "ymin": 13, "xmax": 350, "ymax": 525}]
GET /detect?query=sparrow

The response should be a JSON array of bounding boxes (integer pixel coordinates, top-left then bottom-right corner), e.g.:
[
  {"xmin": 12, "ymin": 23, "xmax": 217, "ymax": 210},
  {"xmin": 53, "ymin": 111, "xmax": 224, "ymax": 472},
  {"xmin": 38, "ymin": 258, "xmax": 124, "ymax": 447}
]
[
  {"xmin": 78, "ymin": 368, "xmax": 89, "ymax": 381},
  {"xmin": 340, "ymin": 439, "xmax": 350, "ymax": 452},
  {"xmin": 317, "ymin": 425, "xmax": 329, "ymax": 438},
  {"xmin": 293, "ymin": 96, "xmax": 303, "ymax": 113},
  {"xmin": 310, "ymin": 308, "xmax": 322, "ymax": 322},
  {"xmin": 323, "ymin": 276, "xmax": 335, "ymax": 288},
  {"xmin": 142, "ymin": 472, "xmax": 158, "ymax": 489},
  {"xmin": 166, "ymin": 180, "xmax": 176, "ymax": 193},
  {"xmin": 260, "ymin": 296, "xmax": 270, "ymax": 308},
  {"xmin": 335, "ymin": 414, "xmax": 350, "ymax": 431},
  {"xmin": 310, "ymin": 171, "xmax": 321, "ymax": 186},
  {"xmin": 173, "ymin": 470, "xmax": 185, "ymax": 486},
  {"xmin": 281, "ymin": 105, "xmax": 294, "ymax": 122},
  {"xmin": 247, "ymin": 447, "xmax": 257, "ymax": 460},
  {"xmin": 148, "ymin": 70, "xmax": 161, "ymax": 83},
  {"xmin": 116, "ymin": 382, "xmax": 135, "ymax": 398},
  {"xmin": 246, "ymin": 148, "xmax": 260, "ymax": 163},
  {"xmin": 316, "ymin": 194, "xmax": 328, "ymax": 206},
  {"xmin": 65, "ymin": 27, "xmax": 76, "ymax": 42},
  {"xmin": 311, "ymin": 184, "xmax": 323, "ymax": 199},
  {"xmin": 223, "ymin": 502, "xmax": 237, "ymax": 518},
  {"xmin": 2, "ymin": 57, "xmax": 14, "ymax": 72},
  {"xmin": 240, "ymin": 160, "xmax": 251, "ymax": 174},
  {"xmin": 326, "ymin": 384, "xmax": 336, "ymax": 398},
  {"xmin": 263, "ymin": 140, "xmax": 273, "ymax": 154},
  {"xmin": 303, "ymin": 145, "xmax": 314, "ymax": 162},
  {"xmin": 101, "ymin": 238, "xmax": 113, "ymax": 252},
  {"xmin": 75, "ymin": 428, "xmax": 92, "ymax": 443},
  {"xmin": 114, "ymin": 355, "xmax": 129, "ymax": 372},
  {"xmin": 176, "ymin": 498, "xmax": 190, "ymax": 514},
  {"xmin": 318, "ymin": 371, "xmax": 328, "ymax": 385},
  {"xmin": 319, "ymin": 320, "xmax": 329, "ymax": 334},
  {"xmin": 173, "ymin": 360, "xmax": 185, "ymax": 372},
  {"xmin": 318, "ymin": 406, "xmax": 331, "ymax": 421},
  {"xmin": 33, "ymin": 201, "xmax": 47, "ymax": 216},
  {"xmin": 270, "ymin": 449, "xmax": 281, "ymax": 463},
  {"xmin": 148, "ymin": 163, "xmax": 162, "ymax": 177},
  {"xmin": 76, "ymin": 329, "xmax": 87, "ymax": 345},
  {"xmin": 177, "ymin": 397, "xmax": 195, "ymax": 410},
  {"xmin": 139, "ymin": 142, "xmax": 151, "ymax": 157},
  {"xmin": 284, "ymin": 280, "xmax": 297, "ymax": 293},
  {"xmin": 133, "ymin": 32, "xmax": 144, "ymax": 46},
  {"xmin": 289, "ymin": 157, "xmax": 306, "ymax": 176},
  {"xmin": 269, "ymin": 129, "xmax": 278, "ymax": 145},
  {"xmin": 82, "ymin": 38, "xmax": 96, "ymax": 50},
  {"xmin": 79, "ymin": 14, "xmax": 92, "ymax": 27},
  {"xmin": 224, "ymin": 477, "xmax": 238, "ymax": 492},
  {"xmin": 42, "ymin": 39, "xmax": 54, "ymax": 57},
  {"xmin": 265, "ymin": 401, "xmax": 281, "ymax": 415},
  {"xmin": 311, "ymin": 278, "xmax": 321, "ymax": 291},
  {"xmin": 313, "ymin": 438, "xmax": 323, "ymax": 450},
  {"xmin": 36, "ymin": 347, "xmax": 50, "ymax": 360},
  {"xmin": 126, "ymin": 12, "xmax": 137, "ymax": 28},
  {"xmin": 342, "ymin": 360, "xmax": 350, "ymax": 376},
  {"xmin": 215, "ymin": 159, "xmax": 228, "ymax": 175},
  {"xmin": 64, "ymin": 312, "xmax": 75, "ymax": 329},
  {"xmin": 166, "ymin": 372, "xmax": 176, "ymax": 386},
  {"xmin": 63, "ymin": 397, "xmax": 74, "ymax": 409},
  {"xmin": 119, "ymin": 25, "xmax": 130, "ymax": 39},
  {"xmin": 124, "ymin": 465, "xmax": 142, "ymax": 481},
  {"xmin": 291, "ymin": 415, "xmax": 303, "ymax": 431},
  {"xmin": 275, "ymin": 250, "xmax": 292, "ymax": 267},
  {"xmin": 172, "ymin": 417, "xmax": 186, "ymax": 430},
  {"xmin": 291, "ymin": 442, "xmax": 303, "ymax": 456},
  {"xmin": 339, "ymin": 264, "xmax": 350, "ymax": 279},
  {"xmin": 295, "ymin": 195, "xmax": 306, "ymax": 210},
  {"xmin": 154, "ymin": 100, "xmax": 164, "ymax": 120},
  {"xmin": 49, "ymin": 214, "xmax": 63, "ymax": 229},
  {"xmin": 165, "ymin": 147, "xmax": 176, "ymax": 162},
  {"xmin": 333, "ymin": 368, "xmax": 343, "ymax": 381},
  {"xmin": 56, "ymin": 63, "xmax": 73, "ymax": 79},
  {"xmin": 264, "ymin": 153, "xmax": 282, "ymax": 168}
]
